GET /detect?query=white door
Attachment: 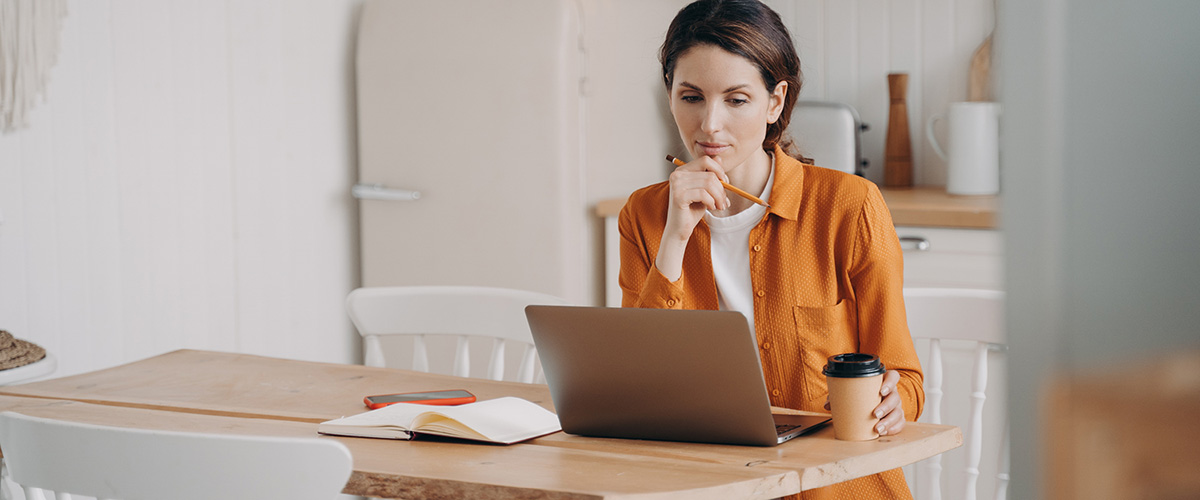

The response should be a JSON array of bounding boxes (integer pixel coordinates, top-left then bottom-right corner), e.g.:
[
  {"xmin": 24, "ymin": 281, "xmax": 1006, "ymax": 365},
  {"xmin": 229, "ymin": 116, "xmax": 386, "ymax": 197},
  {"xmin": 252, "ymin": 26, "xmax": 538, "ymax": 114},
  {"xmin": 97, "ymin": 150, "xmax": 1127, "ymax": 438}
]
[{"xmin": 355, "ymin": 0, "xmax": 586, "ymax": 302}]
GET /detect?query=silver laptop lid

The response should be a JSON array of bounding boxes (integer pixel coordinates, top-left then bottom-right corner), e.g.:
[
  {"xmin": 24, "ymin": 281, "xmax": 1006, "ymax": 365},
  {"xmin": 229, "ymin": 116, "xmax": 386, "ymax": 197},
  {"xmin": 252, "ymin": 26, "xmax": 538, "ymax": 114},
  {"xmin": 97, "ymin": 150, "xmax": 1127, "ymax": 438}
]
[{"xmin": 525, "ymin": 305, "xmax": 784, "ymax": 446}]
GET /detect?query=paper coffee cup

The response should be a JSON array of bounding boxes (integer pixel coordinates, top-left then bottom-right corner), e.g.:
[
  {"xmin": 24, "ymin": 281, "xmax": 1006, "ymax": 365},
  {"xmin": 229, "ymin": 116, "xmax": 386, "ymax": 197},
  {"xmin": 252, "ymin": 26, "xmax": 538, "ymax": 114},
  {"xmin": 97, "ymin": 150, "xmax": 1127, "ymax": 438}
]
[{"xmin": 823, "ymin": 353, "xmax": 886, "ymax": 441}]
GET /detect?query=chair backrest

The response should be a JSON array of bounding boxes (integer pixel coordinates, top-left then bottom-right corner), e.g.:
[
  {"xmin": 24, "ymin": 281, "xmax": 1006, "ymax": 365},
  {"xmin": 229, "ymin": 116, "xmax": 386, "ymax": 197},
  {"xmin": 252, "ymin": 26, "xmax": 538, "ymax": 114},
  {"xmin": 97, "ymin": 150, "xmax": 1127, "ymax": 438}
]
[
  {"xmin": 345, "ymin": 286, "xmax": 570, "ymax": 383},
  {"xmin": 0, "ymin": 411, "xmax": 352, "ymax": 500},
  {"xmin": 902, "ymin": 288, "xmax": 1009, "ymax": 500}
]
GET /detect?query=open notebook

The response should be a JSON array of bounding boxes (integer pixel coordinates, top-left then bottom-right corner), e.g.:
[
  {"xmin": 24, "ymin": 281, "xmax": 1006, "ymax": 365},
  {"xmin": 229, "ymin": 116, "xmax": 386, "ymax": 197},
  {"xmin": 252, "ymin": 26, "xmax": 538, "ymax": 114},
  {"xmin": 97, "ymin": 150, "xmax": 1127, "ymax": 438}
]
[
  {"xmin": 317, "ymin": 397, "xmax": 560, "ymax": 445},
  {"xmin": 525, "ymin": 305, "xmax": 830, "ymax": 446}
]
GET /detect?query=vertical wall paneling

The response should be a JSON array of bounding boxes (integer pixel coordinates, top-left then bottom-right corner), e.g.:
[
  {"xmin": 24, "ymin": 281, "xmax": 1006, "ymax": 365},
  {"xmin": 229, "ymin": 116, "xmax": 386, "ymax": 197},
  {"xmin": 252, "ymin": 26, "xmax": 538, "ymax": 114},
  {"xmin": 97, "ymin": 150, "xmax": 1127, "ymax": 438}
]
[
  {"xmin": 229, "ymin": 0, "xmax": 289, "ymax": 358},
  {"xmin": 791, "ymin": 0, "xmax": 826, "ymax": 100},
  {"xmin": 109, "ymin": 0, "xmax": 165, "ymax": 362},
  {"xmin": 78, "ymin": 0, "xmax": 124, "ymax": 374},
  {"xmin": 0, "ymin": 102, "xmax": 29, "ymax": 349},
  {"xmin": 856, "ymin": 0, "xmax": 889, "ymax": 186},
  {"xmin": 47, "ymin": 1, "xmax": 89, "ymax": 376},
  {"xmin": 822, "ymin": 1, "xmax": 858, "ymax": 105},
  {"xmin": 21, "ymin": 90, "xmax": 61, "ymax": 374},
  {"xmin": 172, "ymin": 0, "xmax": 237, "ymax": 354},
  {"xmin": 920, "ymin": 0, "xmax": 956, "ymax": 186}
]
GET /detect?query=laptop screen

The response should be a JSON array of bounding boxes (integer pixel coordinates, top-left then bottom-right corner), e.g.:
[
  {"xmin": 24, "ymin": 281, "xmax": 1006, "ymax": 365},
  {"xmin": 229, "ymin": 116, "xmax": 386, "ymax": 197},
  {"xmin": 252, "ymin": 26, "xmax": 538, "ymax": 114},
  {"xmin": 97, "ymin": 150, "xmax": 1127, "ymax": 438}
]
[{"xmin": 526, "ymin": 305, "xmax": 788, "ymax": 446}]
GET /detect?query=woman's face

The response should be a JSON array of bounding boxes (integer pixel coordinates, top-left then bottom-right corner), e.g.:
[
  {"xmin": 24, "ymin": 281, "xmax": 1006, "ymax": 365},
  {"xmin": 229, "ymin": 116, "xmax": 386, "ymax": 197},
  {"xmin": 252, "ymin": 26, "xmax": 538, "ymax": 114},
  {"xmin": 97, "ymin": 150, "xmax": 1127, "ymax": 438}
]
[{"xmin": 668, "ymin": 44, "xmax": 786, "ymax": 172}]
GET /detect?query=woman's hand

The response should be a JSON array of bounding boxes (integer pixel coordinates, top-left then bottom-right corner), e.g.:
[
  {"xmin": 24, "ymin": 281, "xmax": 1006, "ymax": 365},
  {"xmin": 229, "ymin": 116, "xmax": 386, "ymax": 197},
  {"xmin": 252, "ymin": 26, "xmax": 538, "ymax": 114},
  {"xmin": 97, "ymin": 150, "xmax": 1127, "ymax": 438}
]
[
  {"xmin": 872, "ymin": 370, "xmax": 906, "ymax": 436},
  {"xmin": 822, "ymin": 369, "xmax": 907, "ymax": 436},
  {"xmin": 655, "ymin": 156, "xmax": 730, "ymax": 281}
]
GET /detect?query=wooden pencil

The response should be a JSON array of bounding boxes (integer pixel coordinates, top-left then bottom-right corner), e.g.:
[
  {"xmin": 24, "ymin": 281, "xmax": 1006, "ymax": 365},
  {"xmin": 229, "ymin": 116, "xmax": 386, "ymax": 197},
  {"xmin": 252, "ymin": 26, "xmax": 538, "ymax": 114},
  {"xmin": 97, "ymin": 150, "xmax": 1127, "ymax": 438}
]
[{"xmin": 665, "ymin": 155, "xmax": 770, "ymax": 207}]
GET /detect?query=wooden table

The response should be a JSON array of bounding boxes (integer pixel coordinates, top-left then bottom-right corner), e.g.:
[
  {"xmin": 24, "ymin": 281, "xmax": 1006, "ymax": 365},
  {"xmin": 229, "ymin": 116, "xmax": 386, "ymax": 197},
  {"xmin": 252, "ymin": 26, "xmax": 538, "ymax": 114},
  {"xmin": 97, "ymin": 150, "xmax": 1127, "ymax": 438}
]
[{"xmin": 0, "ymin": 350, "xmax": 961, "ymax": 499}]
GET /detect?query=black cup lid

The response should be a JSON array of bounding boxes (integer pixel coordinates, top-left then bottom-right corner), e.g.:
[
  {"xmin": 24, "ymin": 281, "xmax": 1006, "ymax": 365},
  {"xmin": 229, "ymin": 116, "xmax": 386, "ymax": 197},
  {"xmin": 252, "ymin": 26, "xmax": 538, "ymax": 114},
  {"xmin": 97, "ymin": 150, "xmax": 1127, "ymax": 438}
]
[{"xmin": 822, "ymin": 353, "xmax": 886, "ymax": 378}]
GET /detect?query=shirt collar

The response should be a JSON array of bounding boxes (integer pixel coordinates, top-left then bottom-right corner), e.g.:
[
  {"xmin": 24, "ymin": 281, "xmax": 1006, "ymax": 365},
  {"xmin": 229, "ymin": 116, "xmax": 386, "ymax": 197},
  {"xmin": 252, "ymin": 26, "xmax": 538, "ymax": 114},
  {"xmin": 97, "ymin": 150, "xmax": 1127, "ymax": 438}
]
[{"xmin": 766, "ymin": 144, "xmax": 805, "ymax": 221}]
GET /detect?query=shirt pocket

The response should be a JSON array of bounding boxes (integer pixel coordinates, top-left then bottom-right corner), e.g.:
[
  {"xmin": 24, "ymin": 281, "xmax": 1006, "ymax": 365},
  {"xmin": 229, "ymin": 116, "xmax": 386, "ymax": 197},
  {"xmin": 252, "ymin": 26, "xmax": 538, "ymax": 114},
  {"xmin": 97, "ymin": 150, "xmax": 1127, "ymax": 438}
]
[{"xmin": 792, "ymin": 300, "xmax": 859, "ymax": 405}]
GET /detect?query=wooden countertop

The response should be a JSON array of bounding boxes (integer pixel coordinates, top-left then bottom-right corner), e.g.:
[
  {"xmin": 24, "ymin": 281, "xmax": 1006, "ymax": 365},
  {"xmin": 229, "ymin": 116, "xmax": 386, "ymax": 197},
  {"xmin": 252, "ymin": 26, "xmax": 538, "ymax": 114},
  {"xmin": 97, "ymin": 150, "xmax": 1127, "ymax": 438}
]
[
  {"xmin": 595, "ymin": 186, "xmax": 998, "ymax": 230},
  {"xmin": 880, "ymin": 187, "xmax": 998, "ymax": 229}
]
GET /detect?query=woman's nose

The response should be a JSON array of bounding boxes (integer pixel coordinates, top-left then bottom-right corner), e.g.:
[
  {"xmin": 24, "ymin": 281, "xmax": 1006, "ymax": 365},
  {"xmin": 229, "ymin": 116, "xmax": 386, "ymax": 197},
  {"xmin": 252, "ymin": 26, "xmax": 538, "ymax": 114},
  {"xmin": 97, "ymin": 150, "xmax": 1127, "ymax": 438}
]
[{"xmin": 700, "ymin": 104, "xmax": 723, "ymax": 134}]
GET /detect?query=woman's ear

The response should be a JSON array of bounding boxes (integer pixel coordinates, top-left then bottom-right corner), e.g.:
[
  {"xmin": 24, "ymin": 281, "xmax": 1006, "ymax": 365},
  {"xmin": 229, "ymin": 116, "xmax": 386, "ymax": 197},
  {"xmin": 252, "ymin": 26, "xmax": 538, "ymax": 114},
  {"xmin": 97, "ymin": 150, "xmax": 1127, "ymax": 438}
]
[{"xmin": 767, "ymin": 81, "xmax": 788, "ymax": 124}]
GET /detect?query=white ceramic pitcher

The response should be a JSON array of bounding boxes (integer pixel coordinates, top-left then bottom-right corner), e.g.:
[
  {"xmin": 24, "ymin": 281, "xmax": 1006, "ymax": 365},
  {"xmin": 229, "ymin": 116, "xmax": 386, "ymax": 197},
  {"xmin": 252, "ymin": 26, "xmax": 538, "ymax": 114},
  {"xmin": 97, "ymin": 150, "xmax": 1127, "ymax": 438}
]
[{"xmin": 927, "ymin": 102, "xmax": 1000, "ymax": 195}]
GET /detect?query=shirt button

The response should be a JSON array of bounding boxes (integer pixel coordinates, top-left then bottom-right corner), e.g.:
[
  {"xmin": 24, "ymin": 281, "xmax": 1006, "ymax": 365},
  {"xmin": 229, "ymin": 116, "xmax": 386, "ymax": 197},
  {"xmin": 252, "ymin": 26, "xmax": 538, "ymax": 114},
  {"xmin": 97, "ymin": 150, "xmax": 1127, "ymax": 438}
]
[
  {"xmin": 753, "ymin": 244, "xmax": 762, "ymax": 252},
  {"xmin": 756, "ymin": 290, "xmax": 766, "ymax": 297},
  {"xmin": 761, "ymin": 342, "xmax": 771, "ymax": 350},
  {"xmin": 666, "ymin": 299, "xmax": 676, "ymax": 307},
  {"xmin": 771, "ymin": 389, "xmax": 781, "ymax": 397}
]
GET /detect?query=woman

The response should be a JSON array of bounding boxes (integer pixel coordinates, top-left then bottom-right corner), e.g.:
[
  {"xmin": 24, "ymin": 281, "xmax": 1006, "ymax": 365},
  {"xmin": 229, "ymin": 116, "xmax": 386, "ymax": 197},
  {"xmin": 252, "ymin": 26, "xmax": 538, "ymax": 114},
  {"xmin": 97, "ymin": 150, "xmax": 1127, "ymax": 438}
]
[{"xmin": 617, "ymin": 1, "xmax": 924, "ymax": 498}]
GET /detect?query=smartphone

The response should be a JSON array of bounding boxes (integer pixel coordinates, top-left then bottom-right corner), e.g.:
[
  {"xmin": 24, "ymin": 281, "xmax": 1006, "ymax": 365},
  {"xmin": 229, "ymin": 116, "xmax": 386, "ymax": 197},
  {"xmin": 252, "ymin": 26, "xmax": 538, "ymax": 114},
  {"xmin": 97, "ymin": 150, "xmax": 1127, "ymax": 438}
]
[{"xmin": 363, "ymin": 389, "xmax": 476, "ymax": 409}]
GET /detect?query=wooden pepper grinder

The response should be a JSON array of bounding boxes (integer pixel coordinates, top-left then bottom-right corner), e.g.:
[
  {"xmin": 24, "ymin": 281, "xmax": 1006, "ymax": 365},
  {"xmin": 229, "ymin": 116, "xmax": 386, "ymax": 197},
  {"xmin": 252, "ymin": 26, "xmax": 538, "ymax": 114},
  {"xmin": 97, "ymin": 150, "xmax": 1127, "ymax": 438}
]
[{"xmin": 885, "ymin": 73, "xmax": 913, "ymax": 187}]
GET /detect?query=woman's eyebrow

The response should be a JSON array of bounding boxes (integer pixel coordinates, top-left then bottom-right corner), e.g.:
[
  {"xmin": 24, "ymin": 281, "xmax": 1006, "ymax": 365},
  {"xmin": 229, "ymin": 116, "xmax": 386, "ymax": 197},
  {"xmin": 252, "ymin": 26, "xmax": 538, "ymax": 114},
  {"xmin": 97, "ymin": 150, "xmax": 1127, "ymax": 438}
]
[{"xmin": 677, "ymin": 82, "xmax": 752, "ymax": 93}]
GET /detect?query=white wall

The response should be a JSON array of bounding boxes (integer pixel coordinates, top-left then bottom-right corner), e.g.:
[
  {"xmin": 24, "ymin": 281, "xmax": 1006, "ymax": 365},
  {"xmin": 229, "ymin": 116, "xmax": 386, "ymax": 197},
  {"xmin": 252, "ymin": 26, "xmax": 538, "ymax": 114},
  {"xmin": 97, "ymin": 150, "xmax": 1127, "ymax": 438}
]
[
  {"xmin": 999, "ymin": 0, "xmax": 1200, "ymax": 498},
  {"xmin": 0, "ymin": 0, "xmax": 362, "ymax": 377},
  {"xmin": 1, "ymin": 0, "xmax": 994, "ymax": 378}
]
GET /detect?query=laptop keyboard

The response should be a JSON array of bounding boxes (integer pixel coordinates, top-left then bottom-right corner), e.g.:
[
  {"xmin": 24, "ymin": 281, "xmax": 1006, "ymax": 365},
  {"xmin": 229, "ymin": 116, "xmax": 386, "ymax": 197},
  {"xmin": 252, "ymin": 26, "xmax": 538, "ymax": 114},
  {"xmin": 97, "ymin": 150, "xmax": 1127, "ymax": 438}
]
[{"xmin": 775, "ymin": 424, "xmax": 801, "ymax": 435}]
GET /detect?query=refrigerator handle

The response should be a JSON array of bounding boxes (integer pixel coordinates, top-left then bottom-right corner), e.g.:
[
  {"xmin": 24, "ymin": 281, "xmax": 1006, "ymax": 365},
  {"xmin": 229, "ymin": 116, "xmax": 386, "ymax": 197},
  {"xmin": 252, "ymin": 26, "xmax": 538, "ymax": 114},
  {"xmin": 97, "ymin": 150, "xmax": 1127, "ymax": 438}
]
[{"xmin": 352, "ymin": 183, "xmax": 421, "ymax": 201}]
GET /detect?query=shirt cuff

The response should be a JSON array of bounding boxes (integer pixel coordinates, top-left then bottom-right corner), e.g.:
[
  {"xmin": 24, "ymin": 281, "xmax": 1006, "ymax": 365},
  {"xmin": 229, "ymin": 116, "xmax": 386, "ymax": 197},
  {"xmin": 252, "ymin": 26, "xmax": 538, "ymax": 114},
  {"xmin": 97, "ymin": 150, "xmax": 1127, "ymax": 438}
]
[{"xmin": 635, "ymin": 264, "xmax": 686, "ymax": 309}]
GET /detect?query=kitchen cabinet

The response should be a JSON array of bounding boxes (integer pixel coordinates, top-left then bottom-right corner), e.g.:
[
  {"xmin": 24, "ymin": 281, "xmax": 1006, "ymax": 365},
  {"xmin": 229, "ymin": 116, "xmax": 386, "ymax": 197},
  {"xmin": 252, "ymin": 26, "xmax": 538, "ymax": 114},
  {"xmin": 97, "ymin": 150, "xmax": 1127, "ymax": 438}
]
[
  {"xmin": 884, "ymin": 187, "xmax": 1001, "ymax": 290},
  {"xmin": 895, "ymin": 226, "xmax": 1003, "ymax": 290}
]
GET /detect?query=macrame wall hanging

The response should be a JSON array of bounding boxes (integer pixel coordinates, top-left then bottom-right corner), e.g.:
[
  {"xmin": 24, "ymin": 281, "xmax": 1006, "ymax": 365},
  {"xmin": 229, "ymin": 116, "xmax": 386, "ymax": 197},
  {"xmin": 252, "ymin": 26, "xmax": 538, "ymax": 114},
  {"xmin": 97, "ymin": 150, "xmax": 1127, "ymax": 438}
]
[{"xmin": 0, "ymin": 0, "xmax": 68, "ymax": 133}]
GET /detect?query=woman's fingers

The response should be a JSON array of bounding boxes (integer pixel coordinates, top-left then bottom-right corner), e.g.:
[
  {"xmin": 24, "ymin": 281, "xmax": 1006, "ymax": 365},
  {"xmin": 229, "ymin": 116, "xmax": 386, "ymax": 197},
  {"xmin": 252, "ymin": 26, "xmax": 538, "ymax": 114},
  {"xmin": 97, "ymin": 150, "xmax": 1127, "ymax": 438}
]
[
  {"xmin": 873, "ymin": 370, "xmax": 905, "ymax": 435},
  {"xmin": 874, "ymin": 390, "xmax": 905, "ymax": 435},
  {"xmin": 680, "ymin": 188, "xmax": 719, "ymax": 212},
  {"xmin": 879, "ymin": 369, "xmax": 900, "ymax": 397},
  {"xmin": 692, "ymin": 155, "xmax": 730, "ymax": 184},
  {"xmin": 668, "ymin": 168, "xmax": 729, "ymax": 210}
]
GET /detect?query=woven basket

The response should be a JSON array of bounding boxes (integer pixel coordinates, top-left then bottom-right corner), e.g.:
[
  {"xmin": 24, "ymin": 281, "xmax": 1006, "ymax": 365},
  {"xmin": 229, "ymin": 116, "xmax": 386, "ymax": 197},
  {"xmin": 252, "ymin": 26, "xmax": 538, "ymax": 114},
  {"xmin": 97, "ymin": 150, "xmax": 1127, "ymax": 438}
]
[{"xmin": 0, "ymin": 330, "xmax": 47, "ymax": 371}]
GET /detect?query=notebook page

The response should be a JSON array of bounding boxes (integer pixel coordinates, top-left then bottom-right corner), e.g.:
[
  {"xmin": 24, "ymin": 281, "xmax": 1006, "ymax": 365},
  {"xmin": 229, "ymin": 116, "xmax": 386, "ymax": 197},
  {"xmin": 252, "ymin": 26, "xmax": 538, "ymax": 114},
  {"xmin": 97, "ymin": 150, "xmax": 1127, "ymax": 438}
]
[{"xmin": 412, "ymin": 397, "xmax": 560, "ymax": 443}]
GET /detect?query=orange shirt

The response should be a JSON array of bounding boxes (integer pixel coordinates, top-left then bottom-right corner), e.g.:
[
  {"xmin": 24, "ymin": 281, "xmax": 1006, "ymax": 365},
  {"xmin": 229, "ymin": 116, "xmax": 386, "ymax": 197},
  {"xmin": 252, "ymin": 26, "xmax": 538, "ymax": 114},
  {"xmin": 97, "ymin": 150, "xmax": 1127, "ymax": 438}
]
[{"xmin": 618, "ymin": 147, "xmax": 923, "ymax": 500}]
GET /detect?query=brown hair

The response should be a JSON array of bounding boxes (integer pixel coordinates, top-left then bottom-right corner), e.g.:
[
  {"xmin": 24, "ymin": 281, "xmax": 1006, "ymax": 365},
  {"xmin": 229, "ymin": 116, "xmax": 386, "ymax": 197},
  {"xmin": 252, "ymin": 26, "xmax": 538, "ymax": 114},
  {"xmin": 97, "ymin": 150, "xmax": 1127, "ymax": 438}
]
[{"xmin": 659, "ymin": 0, "xmax": 804, "ymax": 157}]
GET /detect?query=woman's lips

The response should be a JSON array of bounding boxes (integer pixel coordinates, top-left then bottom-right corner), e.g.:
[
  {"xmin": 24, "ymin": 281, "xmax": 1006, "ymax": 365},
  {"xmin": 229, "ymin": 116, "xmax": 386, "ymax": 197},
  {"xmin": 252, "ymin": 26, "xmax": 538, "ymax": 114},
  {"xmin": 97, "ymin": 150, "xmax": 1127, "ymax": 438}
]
[{"xmin": 696, "ymin": 142, "xmax": 729, "ymax": 156}]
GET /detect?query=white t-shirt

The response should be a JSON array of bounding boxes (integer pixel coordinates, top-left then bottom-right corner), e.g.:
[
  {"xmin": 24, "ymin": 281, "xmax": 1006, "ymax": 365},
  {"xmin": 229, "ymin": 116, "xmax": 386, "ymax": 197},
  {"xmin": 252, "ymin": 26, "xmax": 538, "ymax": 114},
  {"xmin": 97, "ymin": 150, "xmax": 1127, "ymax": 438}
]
[{"xmin": 702, "ymin": 160, "xmax": 775, "ymax": 341}]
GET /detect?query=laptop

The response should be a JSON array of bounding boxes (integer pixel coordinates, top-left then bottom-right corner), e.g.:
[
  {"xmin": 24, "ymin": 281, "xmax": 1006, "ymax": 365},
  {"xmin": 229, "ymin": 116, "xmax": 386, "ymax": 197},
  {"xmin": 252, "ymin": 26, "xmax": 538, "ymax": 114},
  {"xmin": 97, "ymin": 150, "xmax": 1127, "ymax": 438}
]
[{"xmin": 524, "ymin": 305, "xmax": 830, "ymax": 446}]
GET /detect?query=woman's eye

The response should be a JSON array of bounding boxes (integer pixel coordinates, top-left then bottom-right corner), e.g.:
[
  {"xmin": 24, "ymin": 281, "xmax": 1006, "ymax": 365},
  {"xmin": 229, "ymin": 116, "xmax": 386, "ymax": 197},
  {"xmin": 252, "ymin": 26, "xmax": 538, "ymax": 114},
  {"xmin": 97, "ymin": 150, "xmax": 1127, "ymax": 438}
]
[
  {"xmin": 727, "ymin": 98, "xmax": 749, "ymax": 106},
  {"xmin": 681, "ymin": 95, "xmax": 702, "ymax": 103}
]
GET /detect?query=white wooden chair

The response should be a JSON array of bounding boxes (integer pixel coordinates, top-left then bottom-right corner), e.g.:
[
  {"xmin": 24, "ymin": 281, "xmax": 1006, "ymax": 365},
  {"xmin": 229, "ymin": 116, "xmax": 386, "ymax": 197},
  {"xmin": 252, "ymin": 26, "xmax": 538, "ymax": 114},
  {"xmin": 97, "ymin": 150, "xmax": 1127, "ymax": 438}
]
[
  {"xmin": 902, "ymin": 288, "xmax": 1009, "ymax": 500},
  {"xmin": 0, "ymin": 353, "xmax": 58, "ymax": 500},
  {"xmin": 0, "ymin": 411, "xmax": 353, "ymax": 500},
  {"xmin": 345, "ymin": 286, "xmax": 570, "ymax": 383}
]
